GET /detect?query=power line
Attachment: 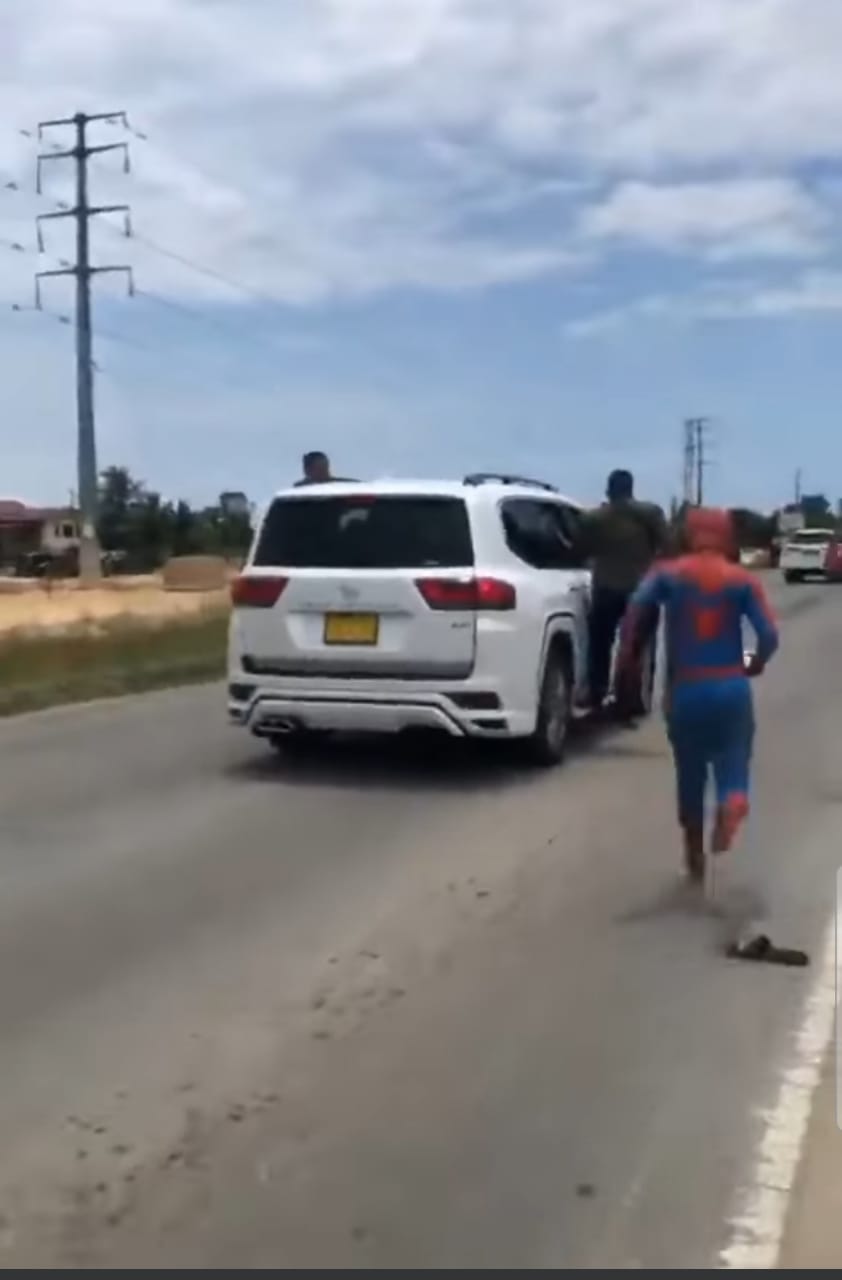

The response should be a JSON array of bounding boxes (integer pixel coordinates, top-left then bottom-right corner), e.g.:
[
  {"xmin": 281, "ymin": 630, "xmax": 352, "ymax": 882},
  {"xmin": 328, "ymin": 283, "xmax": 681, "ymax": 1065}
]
[
  {"xmin": 100, "ymin": 119, "xmax": 301, "ymax": 311},
  {"xmin": 6, "ymin": 223, "xmax": 292, "ymax": 374},
  {"xmin": 33, "ymin": 110, "xmax": 135, "ymax": 581},
  {"xmin": 93, "ymin": 217, "xmax": 316, "ymax": 358},
  {"xmin": 10, "ymin": 118, "xmax": 293, "ymax": 313},
  {"xmin": 131, "ymin": 229, "xmax": 280, "ymax": 306},
  {"xmin": 4, "ymin": 235, "xmax": 150, "ymax": 359},
  {"xmin": 8, "ymin": 123, "xmax": 314, "ymax": 352},
  {"xmin": 130, "ymin": 278, "xmax": 308, "ymax": 357},
  {"xmin": 5, "ymin": 303, "xmax": 110, "ymax": 373},
  {"xmin": 8, "ymin": 122, "xmax": 336, "ymax": 393},
  {"xmin": 4, "ymin": 194, "xmax": 282, "ymax": 356},
  {"xmin": 12, "ymin": 300, "xmax": 69, "ymax": 323}
]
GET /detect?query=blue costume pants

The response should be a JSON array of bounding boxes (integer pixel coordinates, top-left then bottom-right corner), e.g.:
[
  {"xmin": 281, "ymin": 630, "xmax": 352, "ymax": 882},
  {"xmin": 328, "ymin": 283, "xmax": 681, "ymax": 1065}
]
[{"xmin": 667, "ymin": 676, "xmax": 755, "ymax": 826}]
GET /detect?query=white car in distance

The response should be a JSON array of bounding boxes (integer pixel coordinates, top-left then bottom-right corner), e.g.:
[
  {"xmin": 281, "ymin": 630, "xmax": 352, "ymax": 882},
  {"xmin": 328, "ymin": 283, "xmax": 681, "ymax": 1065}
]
[
  {"xmin": 780, "ymin": 528, "xmax": 840, "ymax": 582},
  {"xmin": 227, "ymin": 474, "xmax": 594, "ymax": 765}
]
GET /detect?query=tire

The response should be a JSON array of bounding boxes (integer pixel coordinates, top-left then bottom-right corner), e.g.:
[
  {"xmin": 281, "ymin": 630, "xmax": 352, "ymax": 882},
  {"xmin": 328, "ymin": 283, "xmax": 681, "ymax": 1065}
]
[
  {"xmin": 527, "ymin": 648, "xmax": 573, "ymax": 767},
  {"xmin": 783, "ymin": 570, "xmax": 803, "ymax": 583}
]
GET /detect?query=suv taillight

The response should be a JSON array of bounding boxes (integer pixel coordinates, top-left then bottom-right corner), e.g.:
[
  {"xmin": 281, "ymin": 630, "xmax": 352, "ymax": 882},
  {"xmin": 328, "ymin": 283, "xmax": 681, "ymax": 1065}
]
[
  {"xmin": 230, "ymin": 575, "xmax": 288, "ymax": 608},
  {"xmin": 415, "ymin": 576, "xmax": 516, "ymax": 611}
]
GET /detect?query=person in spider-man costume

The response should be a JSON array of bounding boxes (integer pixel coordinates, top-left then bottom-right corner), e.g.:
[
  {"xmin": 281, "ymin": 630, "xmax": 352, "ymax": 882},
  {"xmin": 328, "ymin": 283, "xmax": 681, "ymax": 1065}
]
[{"xmin": 616, "ymin": 507, "xmax": 779, "ymax": 883}]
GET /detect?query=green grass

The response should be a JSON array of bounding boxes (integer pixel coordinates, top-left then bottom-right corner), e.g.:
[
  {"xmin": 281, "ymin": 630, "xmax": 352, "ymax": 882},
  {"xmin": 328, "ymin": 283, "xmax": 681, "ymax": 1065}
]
[{"xmin": 0, "ymin": 608, "xmax": 230, "ymax": 716}]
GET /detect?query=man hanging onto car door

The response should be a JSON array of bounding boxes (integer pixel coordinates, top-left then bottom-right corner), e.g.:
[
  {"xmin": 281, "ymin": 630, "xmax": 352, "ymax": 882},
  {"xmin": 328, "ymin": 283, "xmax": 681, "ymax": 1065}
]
[{"xmin": 581, "ymin": 468, "xmax": 668, "ymax": 719}]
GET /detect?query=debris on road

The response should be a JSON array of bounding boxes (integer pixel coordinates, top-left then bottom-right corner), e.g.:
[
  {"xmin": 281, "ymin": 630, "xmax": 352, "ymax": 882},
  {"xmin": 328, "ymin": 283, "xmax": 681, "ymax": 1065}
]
[{"xmin": 726, "ymin": 933, "xmax": 809, "ymax": 966}]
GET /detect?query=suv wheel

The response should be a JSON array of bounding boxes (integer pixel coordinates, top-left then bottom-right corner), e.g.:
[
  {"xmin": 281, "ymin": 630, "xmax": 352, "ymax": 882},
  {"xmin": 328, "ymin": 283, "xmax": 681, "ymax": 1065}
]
[
  {"xmin": 783, "ymin": 570, "xmax": 802, "ymax": 583},
  {"xmin": 527, "ymin": 650, "xmax": 573, "ymax": 766}
]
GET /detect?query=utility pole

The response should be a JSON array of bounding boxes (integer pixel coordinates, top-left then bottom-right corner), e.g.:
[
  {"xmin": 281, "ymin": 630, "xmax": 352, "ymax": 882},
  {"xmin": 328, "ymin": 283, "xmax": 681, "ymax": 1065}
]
[
  {"xmin": 34, "ymin": 111, "xmax": 134, "ymax": 581},
  {"xmin": 684, "ymin": 416, "xmax": 709, "ymax": 506},
  {"xmin": 694, "ymin": 417, "xmax": 706, "ymax": 506},
  {"xmin": 682, "ymin": 418, "xmax": 696, "ymax": 507},
  {"xmin": 794, "ymin": 467, "xmax": 802, "ymax": 506}
]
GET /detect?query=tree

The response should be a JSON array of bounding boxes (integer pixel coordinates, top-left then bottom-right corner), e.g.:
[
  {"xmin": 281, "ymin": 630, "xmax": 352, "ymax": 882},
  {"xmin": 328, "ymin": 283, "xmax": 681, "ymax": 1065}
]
[
  {"xmin": 171, "ymin": 500, "xmax": 197, "ymax": 556},
  {"xmin": 95, "ymin": 464, "xmax": 253, "ymax": 571},
  {"xmin": 729, "ymin": 508, "xmax": 777, "ymax": 549},
  {"xmin": 98, "ymin": 465, "xmax": 145, "ymax": 553}
]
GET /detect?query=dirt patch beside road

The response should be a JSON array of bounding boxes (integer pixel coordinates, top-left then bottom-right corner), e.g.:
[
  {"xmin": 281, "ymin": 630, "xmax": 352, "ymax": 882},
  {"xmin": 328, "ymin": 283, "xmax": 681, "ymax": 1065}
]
[{"xmin": 0, "ymin": 579, "xmax": 230, "ymax": 638}]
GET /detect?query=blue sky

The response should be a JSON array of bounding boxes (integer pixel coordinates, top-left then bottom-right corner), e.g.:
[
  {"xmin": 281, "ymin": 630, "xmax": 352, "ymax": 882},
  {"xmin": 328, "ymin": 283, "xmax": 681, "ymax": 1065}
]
[{"xmin": 3, "ymin": 0, "xmax": 842, "ymax": 512}]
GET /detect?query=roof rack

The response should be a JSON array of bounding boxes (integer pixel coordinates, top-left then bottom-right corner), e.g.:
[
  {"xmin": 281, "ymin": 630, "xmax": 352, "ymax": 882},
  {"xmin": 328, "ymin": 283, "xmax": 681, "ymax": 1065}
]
[{"xmin": 463, "ymin": 472, "xmax": 558, "ymax": 493}]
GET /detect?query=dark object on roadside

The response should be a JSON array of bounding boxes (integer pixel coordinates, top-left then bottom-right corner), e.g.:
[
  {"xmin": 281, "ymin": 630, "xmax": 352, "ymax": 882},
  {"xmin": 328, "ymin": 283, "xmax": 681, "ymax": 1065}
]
[
  {"xmin": 101, "ymin": 549, "xmax": 128, "ymax": 576},
  {"xmin": 15, "ymin": 547, "xmax": 135, "ymax": 579},
  {"xmin": 726, "ymin": 933, "xmax": 809, "ymax": 966},
  {"xmin": 15, "ymin": 550, "xmax": 53, "ymax": 578},
  {"xmin": 15, "ymin": 547, "xmax": 78, "ymax": 579}
]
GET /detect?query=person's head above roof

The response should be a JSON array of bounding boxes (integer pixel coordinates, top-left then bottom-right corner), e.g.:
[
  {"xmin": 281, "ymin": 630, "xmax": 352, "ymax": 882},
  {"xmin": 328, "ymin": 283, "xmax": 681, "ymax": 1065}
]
[
  {"xmin": 302, "ymin": 450, "xmax": 331, "ymax": 483},
  {"xmin": 606, "ymin": 468, "xmax": 634, "ymax": 503}
]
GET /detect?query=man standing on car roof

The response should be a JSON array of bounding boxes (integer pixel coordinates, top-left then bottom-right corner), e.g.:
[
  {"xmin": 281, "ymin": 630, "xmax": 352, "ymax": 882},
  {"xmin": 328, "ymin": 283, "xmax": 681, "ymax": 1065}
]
[
  {"xmin": 582, "ymin": 468, "xmax": 668, "ymax": 716},
  {"xmin": 615, "ymin": 507, "xmax": 779, "ymax": 882},
  {"xmin": 295, "ymin": 450, "xmax": 332, "ymax": 486}
]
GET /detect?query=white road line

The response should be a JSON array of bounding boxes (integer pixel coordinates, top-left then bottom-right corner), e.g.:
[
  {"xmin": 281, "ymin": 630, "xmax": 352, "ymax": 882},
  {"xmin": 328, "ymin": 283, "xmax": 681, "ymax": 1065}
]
[{"xmin": 719, "ymin": 917, "xmax": 836, "ymax": 1269}]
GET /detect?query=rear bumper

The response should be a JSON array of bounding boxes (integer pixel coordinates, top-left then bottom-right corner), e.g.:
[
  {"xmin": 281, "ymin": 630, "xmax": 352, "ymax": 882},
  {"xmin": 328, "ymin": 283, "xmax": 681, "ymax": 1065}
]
[
  {"xmin": 782, "ymin": 566, "xmax": 840, "ymax": 579},
  {"xmin": 227, "ymin": 678, "xmax": 536, "ymax": 740}
]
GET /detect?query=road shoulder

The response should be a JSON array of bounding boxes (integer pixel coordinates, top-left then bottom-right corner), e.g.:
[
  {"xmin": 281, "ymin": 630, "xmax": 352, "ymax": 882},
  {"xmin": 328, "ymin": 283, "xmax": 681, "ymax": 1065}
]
[{"xmin": 779, "ymin": 1048, "xmax": 841, "ymax": 1267}]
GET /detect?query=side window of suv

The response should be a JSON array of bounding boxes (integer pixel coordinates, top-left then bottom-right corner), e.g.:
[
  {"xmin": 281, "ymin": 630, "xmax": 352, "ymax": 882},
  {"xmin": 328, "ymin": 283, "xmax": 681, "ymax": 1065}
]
[
  {"xmin": 551, "ymin": 502, "xmax": 589, "ymax": 570},
  {"xmin": 502, "ymin": 499, "xmax": 585, "ymax": 570}
]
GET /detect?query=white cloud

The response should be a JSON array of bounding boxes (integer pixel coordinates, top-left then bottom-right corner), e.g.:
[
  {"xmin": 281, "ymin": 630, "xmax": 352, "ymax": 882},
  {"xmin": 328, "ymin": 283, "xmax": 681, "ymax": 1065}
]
[
  {"xmin": 565, "ymin": 294, "xmax": 682, "ymax": 339},
  {"xmin": 6, "ymin": 0, "xmax": 842, "ymax": 502},
  {"xmin": 579, "ymin": 179, "xmax": 828, "ymax": 260},
  {"xmin": 564, "ymin": 269, "xmax": 842, "ymax": 339},
  {"xmin": 3, "ymin": 0, "xmax": 842, "ymax": 307},
  {"xmin": 734, "ymin": 270, "xmax": 842, "ymax": 316}
]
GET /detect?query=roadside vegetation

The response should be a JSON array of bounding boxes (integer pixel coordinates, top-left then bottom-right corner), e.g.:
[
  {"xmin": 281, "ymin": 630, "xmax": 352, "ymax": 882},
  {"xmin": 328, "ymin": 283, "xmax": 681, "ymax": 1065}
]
[{"xmin": 0, "ymin": 608, "xmax": 229, "ymax": 716}]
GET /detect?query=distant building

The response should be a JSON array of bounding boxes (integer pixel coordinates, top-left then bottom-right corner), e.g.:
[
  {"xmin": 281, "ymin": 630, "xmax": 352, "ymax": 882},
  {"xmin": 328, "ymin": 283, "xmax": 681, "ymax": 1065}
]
[
  {"xmin": 219, "ymin": 491, "xmax": 250, "ymax": 519},
  {"xmin": 777, "ymin": 504, "xmax": 805, "ymax": 536},
  {"xmin": 0, "ymin": 500, "xmax": 80, "ymax": 569}
]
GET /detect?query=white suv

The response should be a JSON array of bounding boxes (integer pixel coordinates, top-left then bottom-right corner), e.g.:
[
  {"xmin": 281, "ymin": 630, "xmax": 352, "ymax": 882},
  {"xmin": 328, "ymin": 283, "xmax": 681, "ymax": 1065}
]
[
  {"xmin": 780, "ymin": 528, "xmax": 841, "ymax": 582},
  {"xmin": 227, "ymin": 474, "xmax": 593, "ymax": 765}
]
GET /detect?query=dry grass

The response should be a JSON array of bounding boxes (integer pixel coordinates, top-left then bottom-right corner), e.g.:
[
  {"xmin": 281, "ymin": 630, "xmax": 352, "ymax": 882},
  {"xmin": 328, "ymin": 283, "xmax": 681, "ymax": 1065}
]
[
  {"xmin": 0, "ymin": 581, "xmax": 230, "ymax": 637},
  {"xmin": 0, "ymin": 608, "xmax": 230, "ymax": 716}
]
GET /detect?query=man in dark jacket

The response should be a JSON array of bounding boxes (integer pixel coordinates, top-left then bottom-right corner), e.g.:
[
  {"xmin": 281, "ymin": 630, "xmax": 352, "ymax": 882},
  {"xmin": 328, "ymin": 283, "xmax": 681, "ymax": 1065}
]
[{"xmin": 582, "ymin": 468, "xmax": 667, "ymax": 714}]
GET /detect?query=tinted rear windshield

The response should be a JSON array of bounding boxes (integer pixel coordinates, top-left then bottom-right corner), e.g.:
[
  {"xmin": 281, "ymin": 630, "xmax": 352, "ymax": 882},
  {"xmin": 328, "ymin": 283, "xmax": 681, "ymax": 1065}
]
[{"xmin": 253, "ymin": 495, "xmax": 474, "ymax": 569}]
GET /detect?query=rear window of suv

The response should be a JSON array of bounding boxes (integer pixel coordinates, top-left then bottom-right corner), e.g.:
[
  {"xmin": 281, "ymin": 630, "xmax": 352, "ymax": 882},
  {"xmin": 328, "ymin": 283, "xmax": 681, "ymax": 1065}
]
[{"xmin": 253, "ymin": 495, "xmax": 475, "ymax": 569}]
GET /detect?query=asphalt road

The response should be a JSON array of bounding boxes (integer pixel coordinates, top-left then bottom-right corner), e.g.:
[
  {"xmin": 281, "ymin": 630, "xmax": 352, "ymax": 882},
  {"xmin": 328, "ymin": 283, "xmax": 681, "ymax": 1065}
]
[{"xmin": 0, "ymin": 578, "xmax": 839, "ymax": 1268}]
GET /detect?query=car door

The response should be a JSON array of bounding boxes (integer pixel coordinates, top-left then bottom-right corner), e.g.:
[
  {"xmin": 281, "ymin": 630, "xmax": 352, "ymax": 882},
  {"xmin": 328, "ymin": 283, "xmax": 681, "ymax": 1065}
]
[
  {"xmin": 500, "ymin": 498, "xmax": 590, "ymax": 696},
  {"xmin": 545, "ymin": 500, "xmax": 591, "ymax": 695}
]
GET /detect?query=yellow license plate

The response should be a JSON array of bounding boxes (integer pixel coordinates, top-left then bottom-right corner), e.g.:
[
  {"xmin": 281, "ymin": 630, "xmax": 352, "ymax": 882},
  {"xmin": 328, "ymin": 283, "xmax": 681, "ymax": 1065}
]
[{"xmin": 323, "ymin": 612, "xmax": 379, "ymax": 646}]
